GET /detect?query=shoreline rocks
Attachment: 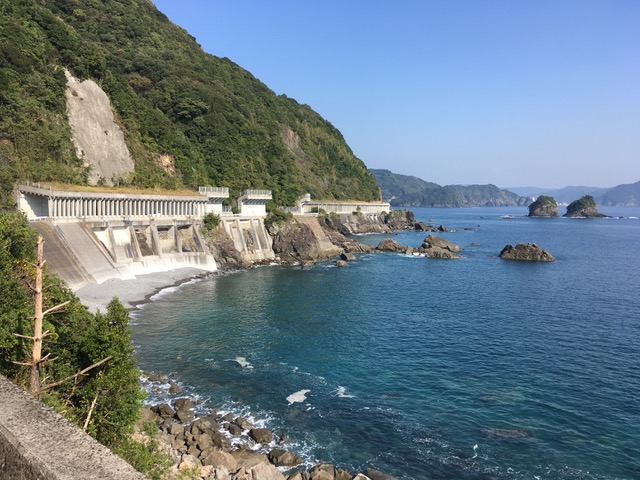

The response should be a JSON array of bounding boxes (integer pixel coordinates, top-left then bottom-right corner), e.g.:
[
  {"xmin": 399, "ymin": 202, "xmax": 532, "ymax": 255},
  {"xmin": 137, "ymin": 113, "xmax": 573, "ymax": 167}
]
[{"xmin": 135, "ymin": 396, "xmax": 395, "ymax": 480}]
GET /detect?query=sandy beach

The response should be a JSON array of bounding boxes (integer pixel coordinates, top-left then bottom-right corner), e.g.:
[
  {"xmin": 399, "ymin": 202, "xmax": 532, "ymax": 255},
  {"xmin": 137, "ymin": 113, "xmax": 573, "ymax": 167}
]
[{"xmin": 75, "ymin": 267, "xmax": 211, "ymax": 313}]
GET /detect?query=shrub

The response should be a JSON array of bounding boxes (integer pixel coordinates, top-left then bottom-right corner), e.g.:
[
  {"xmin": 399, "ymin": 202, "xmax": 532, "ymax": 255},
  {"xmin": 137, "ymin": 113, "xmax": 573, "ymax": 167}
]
[
  {"xmin": 264, "ymin": 208, "xmax": 292, "ymax": 230},
  {"xmin": 203, "ymin": 212, "xmax": 220, "ymax": 230}
]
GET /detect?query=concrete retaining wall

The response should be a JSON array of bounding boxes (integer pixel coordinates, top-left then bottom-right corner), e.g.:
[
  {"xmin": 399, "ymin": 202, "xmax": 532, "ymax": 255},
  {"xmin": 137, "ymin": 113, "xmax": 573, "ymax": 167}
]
[{"xmin": 0, "ymin": 375, "xmax": 146, "ymax": 480}]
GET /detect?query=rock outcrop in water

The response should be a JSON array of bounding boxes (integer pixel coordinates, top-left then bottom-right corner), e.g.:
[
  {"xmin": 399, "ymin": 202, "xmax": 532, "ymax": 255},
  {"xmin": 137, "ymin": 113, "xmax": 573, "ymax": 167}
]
[
  {"xmin": 563, "ymin": 195, "xmax": 608, "ymax": 218},
  {"xmin": 376, "ymin": 238, "xmax": 407, "ymax": 252},
  {"xmin": 420, "ymin": 234, "xmax": 463, "ymax": 259},
  {"xmin": 499, "ymin": 243, "xmax": 554, "ymax": 262},
  {"xmin": 375, "ymin": 235, "xmax": 463, "ymax": 259},
  {"xmin": 528, "ymin": 195, "xmax": 559, "ymax": 217}
]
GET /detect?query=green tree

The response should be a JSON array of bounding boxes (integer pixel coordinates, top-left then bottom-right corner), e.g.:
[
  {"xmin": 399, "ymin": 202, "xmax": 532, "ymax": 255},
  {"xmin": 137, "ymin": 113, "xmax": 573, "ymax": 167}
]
[{"xmin": 0, "ymin": 212, "xmax": 143, "ymax": 449}]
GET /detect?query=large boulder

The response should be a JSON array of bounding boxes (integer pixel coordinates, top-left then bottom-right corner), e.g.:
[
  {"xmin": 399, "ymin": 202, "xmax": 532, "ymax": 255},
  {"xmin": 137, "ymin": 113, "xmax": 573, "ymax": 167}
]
[
  {"xmin": 419, "ymin": 234, "xmax": 462, "ymax": 259},
  {"xmin": 376, "ymin": 238, "xmax": 406, "ymax": 252},
  {"xmin": 364, "ymin": 468, "xmax": 397, "ymax": 480},
  {"xmin": 268, "ymin": 448, "xmax": 304, "ymax": 467},
  {"xmin": 563, "ymin": 195, "xmax": 608, "ymax": 218},
  {"xmin": 528, "ymin": 195, "xmax": 558, "ymax": 217},
  {"xmin": 248, "ymin": 427, "xmax": 273, "ymax": 444},
  {"xmin": 421, "ymin": 234, "xmax": 461, "ymax": 252},
  {"xmin": 234, "ymin": 463, "xmax": 286, "ymax": 480},
  {"xmin": 201, "ymin": 450, "xmax": 238, "ymax": 471},
  {"xmin": 174, "ymin": 398, "xmax": 195, "ymax": 411},
  {"xmin": 230, "ymin": 449, "xmax": 269, "ymax": 469},
  {"xmin": 499, "ymin": 243, "xmax": 554, "ymax": 262}
]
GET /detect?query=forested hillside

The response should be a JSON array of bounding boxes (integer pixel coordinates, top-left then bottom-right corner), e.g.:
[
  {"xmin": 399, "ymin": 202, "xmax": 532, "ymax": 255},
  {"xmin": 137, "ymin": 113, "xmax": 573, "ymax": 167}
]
[
  {"xmin": 0, "ymin": 0, "xmax": 379, "ymax": 208},
  {"xmin": 371, "ymin": 169, "xmax": 530, "ymax": 207}
]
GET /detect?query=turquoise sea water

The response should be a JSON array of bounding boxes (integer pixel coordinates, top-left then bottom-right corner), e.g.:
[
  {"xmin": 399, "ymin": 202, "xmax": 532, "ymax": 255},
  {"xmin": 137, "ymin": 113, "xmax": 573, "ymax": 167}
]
[{"xmin": 131, "ymin": 207, "xmax": 640, "ymax": 480}]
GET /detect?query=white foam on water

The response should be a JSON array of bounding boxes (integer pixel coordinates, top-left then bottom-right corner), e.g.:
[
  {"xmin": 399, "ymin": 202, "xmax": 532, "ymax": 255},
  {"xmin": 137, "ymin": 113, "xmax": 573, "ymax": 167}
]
[
  {"xmin": 148, "ymin": 277, "xmax": 201, "ymax": 302},
  {"xmin": 334, "ymin": 386, "xmax": 355, "ymax": 398},
  {"xmin": 227, "ymin": 357, "xmax": 253, "ymax": 369},
  {"xmin": 287, "ymin": 389, "xmax": 311, "ymax": 404}
]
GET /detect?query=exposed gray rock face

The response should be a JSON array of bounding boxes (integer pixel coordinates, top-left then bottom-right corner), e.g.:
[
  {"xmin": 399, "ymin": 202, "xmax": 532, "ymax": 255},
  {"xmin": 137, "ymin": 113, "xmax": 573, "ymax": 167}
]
[
  {"xmin": 65, "ymin": 71, "xmax": 134, "ymax": 185},
  {"xmin": 499, "ymin": 243, "xmax": 554, "ymax": 262}
]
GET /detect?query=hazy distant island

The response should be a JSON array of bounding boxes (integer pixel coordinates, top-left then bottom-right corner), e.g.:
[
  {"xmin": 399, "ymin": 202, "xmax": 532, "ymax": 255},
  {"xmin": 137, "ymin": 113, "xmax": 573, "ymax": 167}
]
[
  {"xmin": 509, "ymin": 181, "xmax": 640, "ymax": 208},
  {"xmin": 372, "ymin": 169, "xmax": 640, "ymax": 208}
]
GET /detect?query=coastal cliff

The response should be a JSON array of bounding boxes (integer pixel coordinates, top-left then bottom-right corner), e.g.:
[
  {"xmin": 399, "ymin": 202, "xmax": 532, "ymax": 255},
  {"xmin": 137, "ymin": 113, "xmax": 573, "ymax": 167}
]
[{"xmin": 266, "ymin": 211, "xmax": 417, "ymax": 265}]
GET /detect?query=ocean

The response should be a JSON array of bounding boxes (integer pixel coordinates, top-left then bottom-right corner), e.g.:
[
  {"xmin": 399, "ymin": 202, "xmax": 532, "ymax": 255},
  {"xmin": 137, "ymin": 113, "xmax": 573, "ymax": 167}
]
[{"xmin": 131, "ymin": 207, "xmax": 640, "ymax": 480}]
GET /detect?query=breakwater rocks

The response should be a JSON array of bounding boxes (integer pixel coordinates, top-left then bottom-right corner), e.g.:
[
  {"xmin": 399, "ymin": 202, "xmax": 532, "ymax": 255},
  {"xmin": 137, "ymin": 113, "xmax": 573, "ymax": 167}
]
[{"xmin": 135, "ymin": 399, "xmax": 395, "ymax": 480}]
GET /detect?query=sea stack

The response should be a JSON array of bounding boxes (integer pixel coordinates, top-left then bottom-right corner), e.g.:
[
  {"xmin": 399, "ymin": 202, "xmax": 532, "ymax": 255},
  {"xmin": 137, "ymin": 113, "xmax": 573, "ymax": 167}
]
[
  {"xmin": 528, "ymin": 195, "xmax": 559, "ymax": 217},
  {"xmin": 563, "ymin": 195, "xmax": 608, "ymax": 218}
]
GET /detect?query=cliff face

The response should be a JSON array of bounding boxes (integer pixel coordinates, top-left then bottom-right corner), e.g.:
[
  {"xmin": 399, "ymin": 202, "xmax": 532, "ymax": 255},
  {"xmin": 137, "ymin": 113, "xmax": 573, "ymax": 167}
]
[
  {"xmin": 65, "ymin": 72, "xmax": 134, "ymax": 185},
  {"xmin": 563, "ymin": 195, "xmax": 607, "ymax": 218},
  {"xmin": 266, "ymin": 211, "xmax": 417, "ymax": 264},
  {"xmin": 528, "ymin": 195, "xmax": 558, "ymax": 217}
]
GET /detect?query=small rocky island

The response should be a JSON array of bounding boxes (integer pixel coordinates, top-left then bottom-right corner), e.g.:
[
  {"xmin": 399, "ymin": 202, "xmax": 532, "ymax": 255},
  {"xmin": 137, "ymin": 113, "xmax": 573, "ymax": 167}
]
[
  {"xmin": 528, "ymin": 195, "xmax": 559, "ymax": 217},
  {"xmin": 499, "ymin": 243, "xmax": 555, "ymax": 262},
  {"xmin": 563, "ymin": 195, "xmax": 608, "ymax": 218}
]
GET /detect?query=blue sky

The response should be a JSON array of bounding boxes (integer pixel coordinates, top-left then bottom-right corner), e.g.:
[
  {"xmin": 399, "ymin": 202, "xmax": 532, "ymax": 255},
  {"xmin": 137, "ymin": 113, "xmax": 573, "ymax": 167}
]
[{"xmin": 152, "ymin": 1, "xmax": 639, "ymax": 188}]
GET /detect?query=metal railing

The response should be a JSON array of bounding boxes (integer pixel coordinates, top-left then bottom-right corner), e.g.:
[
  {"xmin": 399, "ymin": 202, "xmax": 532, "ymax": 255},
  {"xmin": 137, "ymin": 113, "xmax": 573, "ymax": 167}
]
[{"xmin": 199, "ymin": 186, "xmax": 229, "ymax": 196}]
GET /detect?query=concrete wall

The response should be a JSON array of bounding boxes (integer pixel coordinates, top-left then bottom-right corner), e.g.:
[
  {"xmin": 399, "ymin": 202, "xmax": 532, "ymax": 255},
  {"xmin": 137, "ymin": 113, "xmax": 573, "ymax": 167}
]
[
  {"xmin": 0, "ymin": 375, "xmax": 146, "ymax": 480},
  {"xmin": 222, "ymin": 217, "xmax": 275, "ymax": 263},
  {"xmin": 31, "ymin": 219, "xmax": 217, "ymax": 290}
]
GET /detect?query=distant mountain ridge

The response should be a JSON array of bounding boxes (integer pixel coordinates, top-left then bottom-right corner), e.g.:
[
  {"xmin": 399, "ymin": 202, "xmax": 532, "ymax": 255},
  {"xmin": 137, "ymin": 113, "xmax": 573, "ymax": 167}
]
[
  {"xmin": 598, "ymin": 181, "xmax": 640, "ymax": 207},
  {"xmin": 507, "ymin": 182, "xmax": 640, "ymax": 207},
  {"xmin": 370, "ymin": 169, "xmax": 530, "ymax": 207},
  {"xmin": 506, "ymin": 186, "xmax": 611, "ymax": 204}
]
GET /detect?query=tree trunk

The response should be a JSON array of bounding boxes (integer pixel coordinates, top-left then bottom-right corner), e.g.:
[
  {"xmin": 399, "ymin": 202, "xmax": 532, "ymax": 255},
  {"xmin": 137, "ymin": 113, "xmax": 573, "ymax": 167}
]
[{"xmin": 29, "ymin": 235, "xmax": 45, "ymax": 396}]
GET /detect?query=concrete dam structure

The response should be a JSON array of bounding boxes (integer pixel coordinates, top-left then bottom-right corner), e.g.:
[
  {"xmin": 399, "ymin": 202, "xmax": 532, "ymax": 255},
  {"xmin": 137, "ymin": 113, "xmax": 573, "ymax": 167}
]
[{"xmin": 17, "ymin": 184, "xmax": 275, "ymax": 290}]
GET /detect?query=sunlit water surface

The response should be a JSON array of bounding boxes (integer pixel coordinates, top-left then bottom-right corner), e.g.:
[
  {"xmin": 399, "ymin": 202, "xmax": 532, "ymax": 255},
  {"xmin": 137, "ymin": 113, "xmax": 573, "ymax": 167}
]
[{"xmin": 132, "ymin": 207, "xmax": 640, "ymax": 480}]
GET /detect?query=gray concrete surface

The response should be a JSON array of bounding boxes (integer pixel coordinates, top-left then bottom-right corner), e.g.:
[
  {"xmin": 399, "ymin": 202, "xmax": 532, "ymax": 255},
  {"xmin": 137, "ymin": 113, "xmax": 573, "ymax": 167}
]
[{"xmin": 0, "ymin": 375, "xmax": 146, "ymax": 480}]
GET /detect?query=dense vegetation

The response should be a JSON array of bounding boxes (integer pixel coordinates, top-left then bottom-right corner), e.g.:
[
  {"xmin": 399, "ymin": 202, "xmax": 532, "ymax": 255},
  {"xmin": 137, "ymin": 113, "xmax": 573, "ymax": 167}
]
[
  {"xmin": 0, "ymin": 0, "xmax": 379, "ymax": 208},
  {"xmin": 0, "ymin": 211, "xmax": 164, "ymax": 474},
  {"xmin": 371, "ymin": 169, "xmax": 529, "ymax": 207},
  {"xmin": 564, "ymin": 195, "xmax": 605, "ymax": 217},
  {"xmin": 528, "ymin": 195, "xmax": 558, "ymax": 217}
]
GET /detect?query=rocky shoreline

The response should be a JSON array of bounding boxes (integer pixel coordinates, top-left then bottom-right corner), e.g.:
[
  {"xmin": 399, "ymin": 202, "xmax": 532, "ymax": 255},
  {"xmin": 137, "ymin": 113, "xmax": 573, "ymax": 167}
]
[{"xmin": 135, "ymin": 385, "xmax": 395, "ymax": 480}]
